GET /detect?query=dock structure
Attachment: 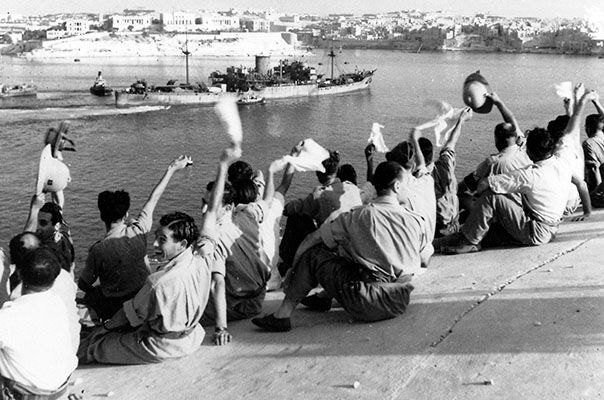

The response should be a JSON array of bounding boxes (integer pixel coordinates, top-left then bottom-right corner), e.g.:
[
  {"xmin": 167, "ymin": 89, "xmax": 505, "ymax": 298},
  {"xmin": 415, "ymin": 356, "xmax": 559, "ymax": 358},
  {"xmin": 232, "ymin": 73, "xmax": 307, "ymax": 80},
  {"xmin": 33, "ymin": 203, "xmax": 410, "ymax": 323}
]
[{"xmin": 73, "ymin": 209, "xmax": 604, "ymax": 400}]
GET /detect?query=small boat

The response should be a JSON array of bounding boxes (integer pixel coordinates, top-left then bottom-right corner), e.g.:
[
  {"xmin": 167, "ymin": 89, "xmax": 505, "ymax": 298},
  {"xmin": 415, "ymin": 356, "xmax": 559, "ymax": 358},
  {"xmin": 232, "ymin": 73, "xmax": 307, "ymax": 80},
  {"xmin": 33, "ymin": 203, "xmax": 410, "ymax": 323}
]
[
  {"xmin": 0, "ymin": 83, "xmax": 37, "ymax": 98},
  {"xmin": 90, "ymin": 85, "xmax": 113, "ymax": 97},
  {"xmin": 237, "ymin": 95, "xmax": 266, "ymax": 106}
]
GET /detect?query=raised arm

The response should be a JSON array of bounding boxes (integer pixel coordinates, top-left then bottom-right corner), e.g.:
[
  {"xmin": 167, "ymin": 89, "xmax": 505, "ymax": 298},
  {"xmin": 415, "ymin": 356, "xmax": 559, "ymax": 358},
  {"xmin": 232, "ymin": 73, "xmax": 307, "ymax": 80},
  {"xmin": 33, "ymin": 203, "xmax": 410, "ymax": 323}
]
[
  {"xmin": 200, "ymin": 146, "xmax": 241, "ymax": 239},
  {"xmin": 410, "ymin": 128, "xmax": 425, "ymax": 171},
  {"xmin": 442, "ymin": 107, "xmax": 471, "ymax": 151},
  {"xmin": 564, "ymin": 86, "xmax": 598, "ymax": 140},
  {"xmin": 486, "ymin": 92, "xmax": 522, "ymax": 136},
  {"xmin": 140, "ymin": 155, "xmax": 192, "ymax": 218},
  {"xmin": 592, "ymin": 97, "xmax": 604, "ymax": 116},
  {"xmin": 23, "ymin": 193, "xmax": 45, "ymax": 233},
  {"xmin": 364, "ymin": 143, "xmax": 376, "ymax": 182}
]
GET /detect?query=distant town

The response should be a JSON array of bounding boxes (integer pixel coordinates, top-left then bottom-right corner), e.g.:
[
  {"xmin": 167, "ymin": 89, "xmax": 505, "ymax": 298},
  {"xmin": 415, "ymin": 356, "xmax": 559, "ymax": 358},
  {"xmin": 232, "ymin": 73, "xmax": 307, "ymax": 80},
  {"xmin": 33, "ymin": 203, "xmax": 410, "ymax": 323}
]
[{"xmin": 1, "ymin": 7, "xmax": 604, "ymax": 57}]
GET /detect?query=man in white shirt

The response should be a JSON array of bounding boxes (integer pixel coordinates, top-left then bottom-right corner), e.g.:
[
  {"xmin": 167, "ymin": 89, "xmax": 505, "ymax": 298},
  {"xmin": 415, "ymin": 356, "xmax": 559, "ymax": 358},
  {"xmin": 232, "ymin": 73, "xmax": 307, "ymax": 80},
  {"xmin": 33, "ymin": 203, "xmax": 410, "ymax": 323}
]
[{"xmin": 0, "ymin": 247, "xmax": 77, "ymax": 398}]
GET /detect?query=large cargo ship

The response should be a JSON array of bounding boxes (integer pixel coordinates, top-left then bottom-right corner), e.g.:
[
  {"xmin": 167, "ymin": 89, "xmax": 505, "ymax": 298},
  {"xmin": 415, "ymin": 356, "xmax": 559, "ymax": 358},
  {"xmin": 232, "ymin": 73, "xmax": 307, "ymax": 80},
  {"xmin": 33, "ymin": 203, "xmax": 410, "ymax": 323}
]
[{"xmin": 115, "ymin": 51, "xmax": 375, "ymax": 107}]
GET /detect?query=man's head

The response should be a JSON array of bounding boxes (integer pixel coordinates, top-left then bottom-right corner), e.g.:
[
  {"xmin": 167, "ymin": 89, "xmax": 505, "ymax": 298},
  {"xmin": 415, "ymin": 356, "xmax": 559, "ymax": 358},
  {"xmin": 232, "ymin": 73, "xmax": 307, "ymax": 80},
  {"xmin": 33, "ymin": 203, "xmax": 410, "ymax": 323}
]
[
  {"xmin": 372, "ymin": 161, "xmax": 408, "ymax": 202},
  {"xmin": 337, "ymin": 164, "xmax": 357, "ymax": 185},
  {"xmin": 232, "ymin": 178, "xmax": 259, "ymax": 205},
  {"xmin": 227, "ymin": 160, "xmax": 254, "ymax": 183},
  {"xmin": 37, "ymin": 202, "xmax": 63, "ymax": 241},
  {"xmin": 20, "ymin": 247, "xmax": 60, "ymax": 292},
  {"xmin": 154, "ymin": 212, "xmax": 199, "ymax": 261},
  {"xmin": 386, "ymin": 141, "xmax": 413, "ymax": 170},
  {"xmin": 316, "ymin": 150, "xmax": 341, "ymax": 185},
  {"xmin": 585, "ymin": 113, "xmax": 604, "ymax": 137},
  {"xmin": 546, "ymin": 115, "xmax": 570, "ymax": 143},
  {"xmin": 494, "ymin": 122, "xmax": 518, "ymax": 151},
  {"xmin": 526, "ymin": 127, "xmax": 556, "ymax": 162},
  {"xmin": 201, "ymin": 181, "xmax": 233, "ymax": 223},
  {"xmin": 9, "ymin": 232, "xmax": 41, "ymax": 270},
  {"xmin": 98, "ymin": 190, "xmax": 130, "ymax": 224}
]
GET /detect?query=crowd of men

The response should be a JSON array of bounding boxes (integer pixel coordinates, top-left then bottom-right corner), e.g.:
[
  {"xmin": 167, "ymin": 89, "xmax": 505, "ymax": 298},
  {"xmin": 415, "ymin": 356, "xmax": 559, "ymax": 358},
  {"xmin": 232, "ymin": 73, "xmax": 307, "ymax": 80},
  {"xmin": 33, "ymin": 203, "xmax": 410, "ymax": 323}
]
[{"xmin": 1, "ymin": 83, "xmax": 603, "ymax": 399}]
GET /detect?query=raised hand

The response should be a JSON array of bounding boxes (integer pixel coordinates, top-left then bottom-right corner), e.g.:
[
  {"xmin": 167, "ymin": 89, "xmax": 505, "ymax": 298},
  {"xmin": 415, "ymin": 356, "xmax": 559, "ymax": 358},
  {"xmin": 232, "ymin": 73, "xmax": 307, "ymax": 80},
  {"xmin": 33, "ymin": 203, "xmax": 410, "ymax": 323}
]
[{"xmin": 169, "ymin": 155, "xmax": 193, "ymax": 171}]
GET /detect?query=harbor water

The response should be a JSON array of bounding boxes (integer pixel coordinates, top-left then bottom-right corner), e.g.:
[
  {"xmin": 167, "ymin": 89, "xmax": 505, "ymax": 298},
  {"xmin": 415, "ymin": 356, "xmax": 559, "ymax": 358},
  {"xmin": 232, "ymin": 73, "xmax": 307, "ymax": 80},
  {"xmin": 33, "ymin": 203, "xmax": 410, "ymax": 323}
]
[{"xmin": 0, "ymin": 50, "xmax": 601, "ymax": 270}]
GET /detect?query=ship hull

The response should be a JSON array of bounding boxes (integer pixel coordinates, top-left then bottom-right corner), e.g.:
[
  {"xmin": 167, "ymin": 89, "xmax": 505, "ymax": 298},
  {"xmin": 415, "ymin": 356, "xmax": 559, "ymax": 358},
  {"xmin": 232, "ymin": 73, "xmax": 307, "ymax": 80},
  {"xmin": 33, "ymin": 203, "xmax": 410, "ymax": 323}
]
[
  {"xmin": 257, "ymin": 76, "xmax": 372, "ymax": 99},
  {"xmin": 115, "ymin": 91, "xmax": 224, "ymax": 107}
]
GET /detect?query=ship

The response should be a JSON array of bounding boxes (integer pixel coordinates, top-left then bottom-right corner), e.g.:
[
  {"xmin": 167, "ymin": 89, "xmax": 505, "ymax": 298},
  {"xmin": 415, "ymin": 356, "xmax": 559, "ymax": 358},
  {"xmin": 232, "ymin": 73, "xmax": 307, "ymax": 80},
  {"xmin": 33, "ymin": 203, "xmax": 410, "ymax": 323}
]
[
  {"xmin": 116, "ymin": 48, "xmax": 374, "ymax": 107},
  {"xmin": 0, "ymin": 83, "xmax": 37, "ymax": 98}
]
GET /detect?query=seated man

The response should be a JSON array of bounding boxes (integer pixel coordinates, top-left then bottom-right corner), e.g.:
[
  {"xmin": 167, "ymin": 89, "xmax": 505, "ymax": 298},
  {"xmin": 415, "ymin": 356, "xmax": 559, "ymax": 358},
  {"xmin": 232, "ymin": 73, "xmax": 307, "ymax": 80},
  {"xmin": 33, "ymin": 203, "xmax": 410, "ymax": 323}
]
[
  {"xmin": 79, "ymin": 147, "xmax": 240, "ymax": 364},
  {"xmin": 459, "ymin": 92, "xmax": 530, "ymax": 219},
  {"xmin": 279, "ymin": 150, "xmax": 362, "ymax": 275},
  {"xmin": 78, "ymin": 156, "xmax": 190, "ymax": 320},
  {"xmin": 0, "ymin": 247, "xmax": 77, "ymax": 399},
  {"xmin": 252, "ymin": 161, "xmax": 429, "ymax": 332},
  {"xmin": 202, "ymin": 154, "xmax": 295, "ymax": 323},
  {"xmin": 442, "ymin": 89, "xmax": 597, "ymax": 254}
]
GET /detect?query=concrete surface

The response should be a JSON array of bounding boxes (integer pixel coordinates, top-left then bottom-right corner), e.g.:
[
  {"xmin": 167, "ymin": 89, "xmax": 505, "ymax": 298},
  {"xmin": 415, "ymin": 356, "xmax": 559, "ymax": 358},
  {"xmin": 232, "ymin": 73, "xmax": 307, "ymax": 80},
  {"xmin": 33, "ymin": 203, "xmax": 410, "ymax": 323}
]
[{"xmin": 70, "ymin": 209, "xmax": 604, "ymax": 400}]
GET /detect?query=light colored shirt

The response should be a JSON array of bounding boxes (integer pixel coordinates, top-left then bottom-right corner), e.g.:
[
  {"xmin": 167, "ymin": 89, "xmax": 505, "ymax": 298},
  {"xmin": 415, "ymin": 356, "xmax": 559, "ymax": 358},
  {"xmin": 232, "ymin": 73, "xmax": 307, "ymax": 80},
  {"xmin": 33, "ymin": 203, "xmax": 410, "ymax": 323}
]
[
  {"xmin": 260, "ymin": 193, "xmax": 285, "ymax": 271},
  {"xmin": 0, "ymin": 291, "xmax": 77, "ymax": 391},
  {"xmin": 284, "ymin": 179, "xmax": 362, "ymax": 226},
  {"xmin": 474, "ymin": 145, "xmax": 531, "ymax": 179},
  {"xmin": 487, "ymin": 143, "xmax": 574, "ymax": 225},
  {"xmin": 11, "ymin": 269, "xmax": 80, "ymax": 352},
  {"xmin": 583, "ymin": 135, "xmax": 604, "ymax": 167},
  {"xmin": 123, "ymin": 246, "xmax": 212, "ymax": 336},
  {"xmin": 407, "ymin": 168, "xmax": 436, "ymax": 242},
  {"xmin": 81, "ymin": 210, "xmax": 152, "ymax": 297},
  {"xmin": 320, "ymin": 196, "xmax": 429, "ymax": 279}
]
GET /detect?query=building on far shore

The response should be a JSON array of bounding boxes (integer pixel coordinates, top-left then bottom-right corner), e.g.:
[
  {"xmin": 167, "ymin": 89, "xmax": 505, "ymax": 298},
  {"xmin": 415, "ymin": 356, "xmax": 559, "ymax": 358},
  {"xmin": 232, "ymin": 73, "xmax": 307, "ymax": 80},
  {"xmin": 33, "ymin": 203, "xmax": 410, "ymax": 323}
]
[{"xmin": 112, "ymin": 14, "xmax": 153, "ymax": 31}]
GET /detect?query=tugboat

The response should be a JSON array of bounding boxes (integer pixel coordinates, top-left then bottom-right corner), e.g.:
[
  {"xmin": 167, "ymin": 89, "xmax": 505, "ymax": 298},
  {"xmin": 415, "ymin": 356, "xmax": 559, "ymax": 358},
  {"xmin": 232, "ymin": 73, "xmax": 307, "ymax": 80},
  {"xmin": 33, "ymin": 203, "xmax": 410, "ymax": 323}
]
[
  {"xmin": 90, "ymin": 71, "xmax": 113, "ymax": 97},
  {"xmin": 236, "ymin": 92, "xmax": 266, "ymax": 106}
]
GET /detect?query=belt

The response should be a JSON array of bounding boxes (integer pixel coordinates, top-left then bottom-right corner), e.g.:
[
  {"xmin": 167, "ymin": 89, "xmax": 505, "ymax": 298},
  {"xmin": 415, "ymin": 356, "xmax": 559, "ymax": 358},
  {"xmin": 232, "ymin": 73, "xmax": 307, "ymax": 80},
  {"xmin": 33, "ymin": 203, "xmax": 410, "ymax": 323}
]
[{"xmin": 0, "ymin": 375, "xmax": 68, "ymax": 400}]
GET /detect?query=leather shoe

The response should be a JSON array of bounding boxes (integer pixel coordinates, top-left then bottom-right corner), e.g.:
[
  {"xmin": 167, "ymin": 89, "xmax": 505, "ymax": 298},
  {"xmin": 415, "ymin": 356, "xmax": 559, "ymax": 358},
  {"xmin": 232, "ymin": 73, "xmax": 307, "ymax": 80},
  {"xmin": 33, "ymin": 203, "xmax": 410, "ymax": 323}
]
[{"xmin": 251, "ymin": 313, "xmax": 292, "ymax": 332}]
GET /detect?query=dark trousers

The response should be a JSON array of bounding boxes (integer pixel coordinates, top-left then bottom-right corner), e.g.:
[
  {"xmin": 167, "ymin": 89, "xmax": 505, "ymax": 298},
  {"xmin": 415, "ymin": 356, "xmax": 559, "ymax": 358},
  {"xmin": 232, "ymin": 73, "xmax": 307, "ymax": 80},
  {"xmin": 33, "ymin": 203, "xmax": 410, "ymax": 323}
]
[
  {"xmin": 0, "ymin": 376, "xmax": 67, "ymax": 400},
  {"xmin": 200, "ymin": 289, "xmax": 266, "ymax": 326},
  {"xmin": 81, "ymin": 287, "xmax": 136, "ymax": 321},
  {"xmin": 284, "ymin": 246, "xmax": 414, "ymax": 322},
  {"xmin": 278, "ymin": 214, "xmax": 316, "ymax": 276}
]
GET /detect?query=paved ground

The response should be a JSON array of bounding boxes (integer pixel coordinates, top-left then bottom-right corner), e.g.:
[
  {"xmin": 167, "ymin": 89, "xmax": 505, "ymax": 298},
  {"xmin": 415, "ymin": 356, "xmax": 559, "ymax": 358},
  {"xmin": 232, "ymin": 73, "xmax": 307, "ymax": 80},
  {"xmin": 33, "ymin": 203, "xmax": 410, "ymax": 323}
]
[{"xmin": 70, "ymin": 209, "xmax": 604, "ymax": 400}]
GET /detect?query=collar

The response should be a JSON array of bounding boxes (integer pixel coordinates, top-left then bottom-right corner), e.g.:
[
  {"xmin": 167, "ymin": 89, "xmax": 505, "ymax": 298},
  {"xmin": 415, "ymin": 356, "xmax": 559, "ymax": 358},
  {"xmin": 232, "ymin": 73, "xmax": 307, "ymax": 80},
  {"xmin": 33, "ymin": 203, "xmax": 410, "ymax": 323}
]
[
  {"xmin": 105, "ymin": 221, "xmax": 126, "ymax": 238},
  {"xmin": 162, "ymin": 247, "xmax": 194, "ymax": 271},
  {"xmin": 372, "ymin": 195, "xmax": 400, "ymax": 206}
]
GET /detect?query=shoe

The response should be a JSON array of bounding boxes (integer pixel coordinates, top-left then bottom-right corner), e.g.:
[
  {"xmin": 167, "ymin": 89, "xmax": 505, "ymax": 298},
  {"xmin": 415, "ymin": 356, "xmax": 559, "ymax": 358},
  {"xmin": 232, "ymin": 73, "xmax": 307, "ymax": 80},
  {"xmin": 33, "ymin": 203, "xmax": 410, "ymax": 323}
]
[
  {"xmin": 251, "ymin": 313, "xmax": 292, "ymax": 332},
  {"xmin": 300, "ymin": 294, "xmax": 332, "ymax": 312},
  {"xmin": 442, "ymin": 243, "xmax": 481, "ymax": 255},
  {"xmin": 433, "ymin": 232, "xmax": 463, "ymax": 253}
]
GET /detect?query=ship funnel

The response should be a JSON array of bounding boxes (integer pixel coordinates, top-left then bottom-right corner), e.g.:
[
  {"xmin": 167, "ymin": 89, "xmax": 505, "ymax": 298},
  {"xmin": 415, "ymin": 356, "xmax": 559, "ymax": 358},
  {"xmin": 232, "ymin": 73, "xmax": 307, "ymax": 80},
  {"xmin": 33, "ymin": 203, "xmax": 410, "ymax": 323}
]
[{"xmin": 255, "ymin": 55, "xmax": 271, "ymax": 75}]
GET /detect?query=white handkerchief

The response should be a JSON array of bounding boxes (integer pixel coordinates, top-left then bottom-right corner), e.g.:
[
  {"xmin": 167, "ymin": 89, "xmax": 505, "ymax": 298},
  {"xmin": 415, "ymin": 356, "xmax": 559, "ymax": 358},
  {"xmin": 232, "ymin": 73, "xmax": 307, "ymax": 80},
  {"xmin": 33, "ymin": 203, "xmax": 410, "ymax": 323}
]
[
  {"xmin": 214, "ymin": 95, "xmax": 243, "ymax": 145},
  {"xmin": 416, "ymin": 101, "xmax": 469, "ymax": 146},
  {"xmin": 554, "ymin": 81, "xmax": 573, "ymax": 99},
  {"xmin": 368, "ymin": 122, "xmax": 388, "ymax": 152},
  {"xmin": 282, "ymin": 138, "xmax": 330, "ymax": 172}
]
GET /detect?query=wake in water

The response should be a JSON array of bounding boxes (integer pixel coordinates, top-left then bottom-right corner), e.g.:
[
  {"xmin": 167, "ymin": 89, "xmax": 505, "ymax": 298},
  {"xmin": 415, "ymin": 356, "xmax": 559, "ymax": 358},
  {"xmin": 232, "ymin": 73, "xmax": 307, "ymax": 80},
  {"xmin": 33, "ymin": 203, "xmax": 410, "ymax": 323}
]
[{"xmin": 0, "ymin": 105, "xmax": 170, "ymax": 124}]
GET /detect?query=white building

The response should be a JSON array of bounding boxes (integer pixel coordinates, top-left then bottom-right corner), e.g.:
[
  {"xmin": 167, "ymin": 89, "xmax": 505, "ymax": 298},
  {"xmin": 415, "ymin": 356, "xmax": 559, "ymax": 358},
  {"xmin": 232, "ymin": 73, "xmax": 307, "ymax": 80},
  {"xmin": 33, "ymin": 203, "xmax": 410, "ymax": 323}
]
[
  {"xmin": 197, "ymin": 12, "xmax": 240, "ymax": 32},
  {"xmin": 111, "ymin": 14, "xmax": 153, "ymax": 31},
  {"xmin": 161, "ymin": 11, "xmax": 196, "ymax": 31},
  {"xmin": 46, "ymin": 29, "xmax": 67, "ymax": 40},
  {"xmin": 65, "ymin": 19, "xmax": 91, "ymax": 35},
  {"xmin": 241, "ymin": 17, "xmax": 269, "ymax": 32}
]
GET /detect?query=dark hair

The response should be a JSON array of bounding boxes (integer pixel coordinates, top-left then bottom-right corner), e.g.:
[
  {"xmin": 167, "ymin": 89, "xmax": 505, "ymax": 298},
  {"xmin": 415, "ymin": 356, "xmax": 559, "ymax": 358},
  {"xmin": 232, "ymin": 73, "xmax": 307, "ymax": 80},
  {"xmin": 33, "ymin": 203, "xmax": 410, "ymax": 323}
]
[
  {"xmin": 494, "ymin": 122, "xmax": 517, "ymax": 142},
  {"xmin": 159, "ymin": 212, "xmax": 199, "ymax": 247},
  {"xmin": 373, "ymin": 161, "xmax": 404, "ymax": 192},
  {"xmin": 385, "ymin": 141, "xmax": 413, "ymax": 169},
  {"xmin": 98, "ymin": 190, "xmax": 130, "ymax": 223},
  {"xmin": 418, "ymin": 137, "xmax": 433, "ymax": 163},
  {"xmin": 337, "ymin": 164, "xmax": 357, "ymax": 185},
  {"xmin": 316, "ymin": 150, "xmax": 341, "ymax": 184},
  {"xmin": 232, "ymin": 178, "xmax": 258, "ymax": 205},
  {"xmin": 546, "ymin": 115, "xmax": 570, "ymax": 142},
  {"xmin": 585, "ymin": 114, "xmax": 604, "ymax": 137},
  {"xmin": 9, "ymin": 232, "xmax": 41, "ymax": 270},
  {"xmin": 205, "ymin": 180, "xmax": 234, "ymax": 206},
  {"xmin": 20, "ymin": 247, "xmax": 60, "ymax": 289},
  {"xmin": 39, "ymin": 202, "xmax": 63, "ymax": 225},
  {"xmin": 526, "ymin": 127, "xmax": 555, "ymax": 162},
  {"xmin": 227, "ymin": 161, "xmax": 254, "ymax": 183}
]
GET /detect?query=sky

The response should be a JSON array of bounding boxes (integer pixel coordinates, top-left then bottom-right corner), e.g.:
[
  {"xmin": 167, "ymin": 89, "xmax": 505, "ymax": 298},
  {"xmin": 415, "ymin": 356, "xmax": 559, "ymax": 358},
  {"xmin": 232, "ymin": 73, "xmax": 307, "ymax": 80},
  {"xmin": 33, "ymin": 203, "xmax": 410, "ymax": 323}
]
[{"xmin": 2, "ymin": 0, "xmax": 604, "ymax": 20}]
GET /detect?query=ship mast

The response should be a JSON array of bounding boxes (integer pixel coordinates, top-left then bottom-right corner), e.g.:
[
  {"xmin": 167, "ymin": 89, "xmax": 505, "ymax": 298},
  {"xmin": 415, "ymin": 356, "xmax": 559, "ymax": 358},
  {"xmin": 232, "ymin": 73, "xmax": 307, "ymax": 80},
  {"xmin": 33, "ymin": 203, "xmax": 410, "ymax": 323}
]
[
  {"xmin": 328, "ymin": 47, "xmax": 335, "ymax": 81},
  {"xmin": 183, "ymin": 28, "xmax": 190, "ymax": 85}
]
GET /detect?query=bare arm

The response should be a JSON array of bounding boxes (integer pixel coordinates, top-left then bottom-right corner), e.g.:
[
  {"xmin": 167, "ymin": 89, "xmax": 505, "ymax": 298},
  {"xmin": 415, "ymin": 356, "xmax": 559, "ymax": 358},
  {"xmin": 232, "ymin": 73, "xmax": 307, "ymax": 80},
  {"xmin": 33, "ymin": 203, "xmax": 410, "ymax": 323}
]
[
  {"xmin": 23, "ymin": 194, "xmax": 45, "ymax": 232},
  {"xmin": 200, "ymin": 147, "xmax": 241, "ymax": 239},
  {"xmin": 592, "ymin": 98, "xmax": 604, "ymax": 116},
  {"xmin": 210, "ymin": 273, "xmax": 231, "ymax": 346},
  {"xmin": 442, "ymin": 107, "xmax": 471, "ymax": 151},
  {"xmin": 140, "ymin": 155, "xmax": 192, "ymax": 218},
  {"xmin": 564, "ymin": 86, "xmax": 598, "ymax": 140},
  {"xmin": 487, "ymin": 92, "xmax": 522, "ymax": 136},
  {"xmin": 410, "ymin": 128, "xmax": 425, "ymax": 171},
  {"xmin": 570, "ymin": 175, "xmax": 592, "ymax": 221}
]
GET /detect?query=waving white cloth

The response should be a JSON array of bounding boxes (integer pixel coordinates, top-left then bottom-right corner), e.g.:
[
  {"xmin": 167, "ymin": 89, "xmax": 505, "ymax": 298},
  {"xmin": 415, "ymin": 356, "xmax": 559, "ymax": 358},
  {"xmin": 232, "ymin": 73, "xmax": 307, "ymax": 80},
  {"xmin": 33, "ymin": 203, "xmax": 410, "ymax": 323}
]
[
  {"xmin": 215, "ymin": 95, "xmax": 242, "ymax": 146},
  {"xmin": 415, "ymin": 101, "xmax": 469, "ymax": 146},
  {"xmin": 282, "ymin": 139, "xmax": 330, "ymax": 172},
  {"xmin": 554, "ymin": 81, "xmax": 573, "ymax": 100},
  {"xmin": 368, "ymin": 122, "xmax": 389, "ymax": 152}
]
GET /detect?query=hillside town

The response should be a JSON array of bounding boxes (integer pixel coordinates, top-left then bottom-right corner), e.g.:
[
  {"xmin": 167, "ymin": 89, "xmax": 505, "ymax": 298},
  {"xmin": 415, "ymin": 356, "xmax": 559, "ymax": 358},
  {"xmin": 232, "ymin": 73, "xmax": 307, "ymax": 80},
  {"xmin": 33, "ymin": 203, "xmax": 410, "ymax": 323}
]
[{"xmin": 0, "ymin": 7, "xmax": 604, "ymax": 57}]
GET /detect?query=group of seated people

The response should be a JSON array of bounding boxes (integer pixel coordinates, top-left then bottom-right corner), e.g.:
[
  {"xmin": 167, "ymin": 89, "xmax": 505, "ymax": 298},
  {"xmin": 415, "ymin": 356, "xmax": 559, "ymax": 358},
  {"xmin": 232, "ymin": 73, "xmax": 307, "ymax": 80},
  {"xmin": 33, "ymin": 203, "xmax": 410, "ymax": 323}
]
[{"xmin": 1, "ymin": 82, "xmax": 603, "ymax": 399}]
